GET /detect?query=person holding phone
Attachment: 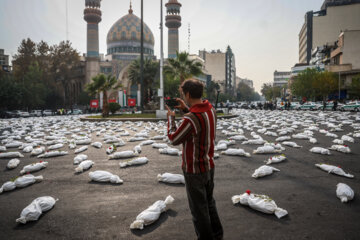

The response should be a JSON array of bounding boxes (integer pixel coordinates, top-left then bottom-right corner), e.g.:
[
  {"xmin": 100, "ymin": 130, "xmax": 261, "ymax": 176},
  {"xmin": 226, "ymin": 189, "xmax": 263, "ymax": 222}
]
[{"xmin": 166, "ymin": 79, "xmax": 223, "ymax": 240}]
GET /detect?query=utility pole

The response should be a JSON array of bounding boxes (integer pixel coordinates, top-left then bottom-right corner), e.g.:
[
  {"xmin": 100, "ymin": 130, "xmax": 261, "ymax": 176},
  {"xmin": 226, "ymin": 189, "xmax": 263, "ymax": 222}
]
[
  {"xmin": 338, "ymin": 71, "xmax": 341, "ymax": 100},
  {"xmin": 160, "ymin": 0, "xmax": 164, "ymax": 111},
  {"xmin": 140, "ymin": 0, "xmax": 144, "ymax": 110}
]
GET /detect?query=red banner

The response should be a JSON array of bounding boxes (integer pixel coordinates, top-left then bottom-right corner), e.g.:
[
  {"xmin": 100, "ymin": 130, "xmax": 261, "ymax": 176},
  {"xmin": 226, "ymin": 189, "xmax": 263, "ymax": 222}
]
[
  {"xmin": 128, "ymin": 98, "xmax": 136, "ymax": 107},
  {"xmin": 90, "ymin": 99, "xmax": 99, "ymax": 108},
  {"xmin": 108, "ymin": 99, "xmax": 116, "ymax": 103}
]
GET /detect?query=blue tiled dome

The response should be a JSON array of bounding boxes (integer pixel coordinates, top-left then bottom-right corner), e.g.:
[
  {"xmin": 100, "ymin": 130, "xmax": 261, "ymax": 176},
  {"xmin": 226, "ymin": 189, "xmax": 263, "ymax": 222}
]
[{"xmin": 107, "ymin": 8, "xmax": 154, "ymax": 56}]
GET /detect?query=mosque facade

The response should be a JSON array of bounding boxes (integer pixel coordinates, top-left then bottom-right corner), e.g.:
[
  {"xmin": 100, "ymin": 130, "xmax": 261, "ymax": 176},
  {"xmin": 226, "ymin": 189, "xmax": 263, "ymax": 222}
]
[{"xmin": 82, "ymin": 0, "xmax": 181, "ymax": 107}]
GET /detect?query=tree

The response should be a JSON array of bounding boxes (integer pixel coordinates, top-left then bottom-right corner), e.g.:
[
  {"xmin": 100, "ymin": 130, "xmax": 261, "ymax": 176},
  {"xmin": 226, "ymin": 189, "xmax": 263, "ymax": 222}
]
[
  {"xmin": 12, "ymin": 38, "xmax": 37, "ymax": 81},
  {"xmin": 50, "ymin": 41, "xmax": 80, "ymax": 106},
  {"xmin": 206, "ymin": 81, "xmax": 220, "ymax": 102},
  {"xmin": 109, "ymin": 102, "xmax": 121, "ymax": 115},
  {"xmin": 348, "ymin": 74, "xmax": 360, "ymax": 99},
  {"xmin": 313, "ymin": 71, "xmax": 337, "ymax": 100},
  {"xmin": 291, "ymin": 68, "xmax": 318, "ymax": 100},
  {"xmin": 85, "ymin": 74, "xmax": 121, "ymax": 117},
  {"xmin": 128, "ymin": 58, "xmax": 159, "ymax": 105},
  {"xmin": 261, "ymin": 83, "xmax": 281, "ymax": 101},
  {"xmin": 164, "ymin": 51, "xmax": 203, "ymax": 84},
  {"xmin": 164, "ymin": 73, "xmax": 181, "ymax": 98},
  {"xmin": 0, "ymin": 74, "xmax": 22, "ymax": 110}
]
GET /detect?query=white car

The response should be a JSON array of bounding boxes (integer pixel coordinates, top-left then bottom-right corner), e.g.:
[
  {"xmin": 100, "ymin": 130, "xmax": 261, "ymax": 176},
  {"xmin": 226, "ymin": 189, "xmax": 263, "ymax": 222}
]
[
  {"xmin": 15, "ymin": 111, "xmax": 30, "ymax": 118},
  {"xmin": 42, "ymin": 110, "xmax": 53, "ymax": 116},
  {"xmin": 296, "ymin": 102, "xmax": 321, "ymax": 111},
  {"xmin": 30, "ymin": 110, "xmax": 42, "ymax": 117}
]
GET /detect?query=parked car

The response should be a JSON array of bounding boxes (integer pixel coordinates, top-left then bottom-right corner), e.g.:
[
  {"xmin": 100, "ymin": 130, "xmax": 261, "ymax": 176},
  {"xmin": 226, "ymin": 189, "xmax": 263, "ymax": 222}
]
[
  {"xmin": 317, "ymin": 101, "xmax": 344, "ymax": 111},
  {"xmin": 0, "ymin": 110, "xmax": 14, "ymax": 118},
  {"xmin": 70, "ymin": 109, "xmax": 83, "ymax": 115},
  {"xmin": 296, "ymin": 102, "xmax": 321, "ymax": 111},
  {"xmin": 278, "ymin": 102, "xmax": 300, "ymax": 110},
  {"xmin": 30, "ymin": 110, "xmax": 42, "ymax": 117},
  {"xmin": 42, "ymin": 109, "xmax": 53, "ymax": 116},
  {"xmin": 16, "ymin": 110, "xmax": 30, "ymax": 118},
  {"xmin": 340, "ymin": 101, "xmax": 360, "ymax": 112}
]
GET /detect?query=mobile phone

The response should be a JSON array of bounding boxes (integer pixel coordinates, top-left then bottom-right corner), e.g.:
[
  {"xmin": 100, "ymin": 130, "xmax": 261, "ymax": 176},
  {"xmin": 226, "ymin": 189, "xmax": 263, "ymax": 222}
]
[{"xmin": 165, "ymin": 98, "xmax": 178, "ymax": 108}]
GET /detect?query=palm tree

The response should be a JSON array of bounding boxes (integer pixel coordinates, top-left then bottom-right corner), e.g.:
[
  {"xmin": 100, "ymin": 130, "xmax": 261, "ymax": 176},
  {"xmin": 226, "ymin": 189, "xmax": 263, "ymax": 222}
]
[
  {"xmin": 85, "ymin": 74, "xmax": 121, "ymax": 117},
  {"xmin": 164, "ymin": 51, "xmax": 203, "ymax": 84},
  {"xmin": 128, "ymin": 58, "xmax": 159, "ymax": 105}
]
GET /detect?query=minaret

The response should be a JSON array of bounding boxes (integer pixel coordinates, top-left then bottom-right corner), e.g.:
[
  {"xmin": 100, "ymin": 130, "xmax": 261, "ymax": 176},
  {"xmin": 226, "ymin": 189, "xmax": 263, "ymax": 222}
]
[
  {"xmin": 84, "ymin": 0, "xmax": 102, "ymax": 83},
  {"xmin": 165, "ymin": 0, "xmax": 182, "ymax": 58}
]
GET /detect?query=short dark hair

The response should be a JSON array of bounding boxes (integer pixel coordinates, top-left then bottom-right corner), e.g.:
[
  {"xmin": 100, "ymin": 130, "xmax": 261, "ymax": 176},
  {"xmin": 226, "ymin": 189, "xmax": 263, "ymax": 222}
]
[{"xmin": 181, "ymin": 79, "xmax": 204, "ymax": 99}]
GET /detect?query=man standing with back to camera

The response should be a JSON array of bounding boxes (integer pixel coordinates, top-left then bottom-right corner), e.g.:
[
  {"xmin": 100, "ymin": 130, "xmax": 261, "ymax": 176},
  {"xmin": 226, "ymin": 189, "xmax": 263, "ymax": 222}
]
[{"xmin": 166, "ymin": 79, "xmax": 224, "ymax": 240}]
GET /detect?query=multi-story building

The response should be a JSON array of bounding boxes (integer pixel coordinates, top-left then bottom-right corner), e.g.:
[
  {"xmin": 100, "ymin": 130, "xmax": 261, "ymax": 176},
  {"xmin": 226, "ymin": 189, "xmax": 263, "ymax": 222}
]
[
  {"xmin": 273, "ymin": 71, "xmax": 291, "ymax": 87},
  {"xmin": 198, "ymin": 46, "xmax": 236, "ymax": 96},
  {"xmin": 0, "ymin": 49, "xmax": 10, "ymax": 72},
  {"xmin": 299, "ymin": 0, "xmax": 360, "ymax": 64}
]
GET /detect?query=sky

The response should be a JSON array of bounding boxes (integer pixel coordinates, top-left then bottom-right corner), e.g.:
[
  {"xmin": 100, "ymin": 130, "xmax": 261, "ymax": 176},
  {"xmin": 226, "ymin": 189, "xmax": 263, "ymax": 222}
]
[{"xmin": 0, "ymin": 0, "xmax": 325, "ymax": 92}]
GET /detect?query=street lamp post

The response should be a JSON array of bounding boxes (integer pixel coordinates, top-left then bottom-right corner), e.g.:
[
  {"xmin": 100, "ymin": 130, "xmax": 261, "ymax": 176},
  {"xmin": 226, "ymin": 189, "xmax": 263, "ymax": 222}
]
[
  {"xmin": 160, "ymin": 0, "xmax": 164, "ymax": 111},
  {"xmin": 140, "ymin": 0, "xmax": 144, "ymax": 110}
]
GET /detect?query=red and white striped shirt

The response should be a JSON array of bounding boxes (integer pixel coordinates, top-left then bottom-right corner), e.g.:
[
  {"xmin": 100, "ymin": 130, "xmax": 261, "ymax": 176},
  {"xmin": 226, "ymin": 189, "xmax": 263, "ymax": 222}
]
[{"xmin": 167, "ymin": 100, "xmax": 216, "ymax": 174}]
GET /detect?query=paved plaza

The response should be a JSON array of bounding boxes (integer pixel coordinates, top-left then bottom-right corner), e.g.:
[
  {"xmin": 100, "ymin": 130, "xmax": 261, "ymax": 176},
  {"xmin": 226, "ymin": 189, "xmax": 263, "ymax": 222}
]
[{"xmin": 0, "ymin": 110, "xmax": 360, "ymax": 240}]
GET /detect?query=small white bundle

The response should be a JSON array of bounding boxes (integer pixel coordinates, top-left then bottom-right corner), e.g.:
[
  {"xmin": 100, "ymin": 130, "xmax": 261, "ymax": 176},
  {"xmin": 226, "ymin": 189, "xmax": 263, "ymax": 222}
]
[
  {"xmin": 231, "ymin": 191, "xmax": 288, "ymax": 219},
  {"xmin": 229, "ymin": 135, "xmax": 248, "ymax": 141},
  {"xmin": 7, "ymin": 158, "xmax": 20, "ymax": 169},
  {"xmin": 252, "ymin": 165, "xmax": 280, "ymax": 178},
  {"xmin": 221, "ymin": 148, "xmax": 251, "ymax": 157},
  {"xmin": 89, "ymin": 170, "xmax": 123, "ymax": 184},
  {"xmin": 75, "ymin": 138, "xmax": 91, "ymax": 145},
  {"xmin": 341, "ymin": 135, "xmax": 354, "ymax": 143},
  {"xmin": 152, "ymin": 143, "xmax": 168, "ymax": 149},
  {"xmin": 151, "ymin": 135, "xmax": 165, "ymax": 140},
  {"xmin": 38, "ymin": 151, "xmax": 68, "ymax": 158},
  {"xmin": 69, "ymin": 142, "xmax": 76, "ymax": 149},
  {"xmin": 130, "ymin": 195, "xmax": 175, "ymax": 230},
  {"xmin": 292, "ymin": 133, "xmax": 310, "ymax": 140},
  {"xmin": 20, "ymin": 161, "xmax": 48, "ymax": 175},
  {"xmin": 253, "ymin": 146, "xmax": 281, "ymax": 154},
  {"xmin": 134, "ymin": 145, "xmax": 142, "ymax": 153},
  {"xmin": 264, "ymin": 131, "xmax": 278, "ymax": 137},
  {"xmin": 333, "ymin": 139, "xmax": 344, "ymax": 145},
  {"xmin": 75, "ymin": 160, "xmax": 94, "ymax": 173},
  {"xmin": 31, "ymin": 146, "xmax": 45, "ymax": 156},
  {"xmin": 214, "ymin": 143, "xmax": 227, "ymax": 151},
  {"xmin": 275, "ymin": 136, "xmax": 291, "ymax": 142},
  {"xmin": 315, "ymin": 164, "xmax": 354, "ymax": 178},
  {"xmin": 16, "ymin": 196, "xmax": 57, "ymax": 224},
  {"xmin": 0, "ymin": 152, "xmax": 24, "ymax": 158},
  {"xmin": 128, "ymin": 137, "xmax": 147, "ymax": 142},
  {"xmin": 265, "ymin": 155, "xmax": 286, "ymax": 165},
  {"xmin": 48, "ymin": 143, "xmax": 64, "ymax": 150},
  {"xmin": 282, "ymin": 141, "xmax": 302, "ymax": 148},
  {"xmin": 22, "ymin": 145, "xmax": 34, "ymax": 153},
  {"xmin": 108, "ymin": 150, "xmax": 139, "ymax": 159},
  {"xmin": 74, "ymin": 146, "xmax": 88, "ymax": 154},
  {"xmin": 5, "ymin": 141, "xmax": 23, "ymax": 148},
  {"xmin": 218, "ymin": 139, "xmax": 236, "ymax": 146},
  {"xmin": 91, "ymin": 142, "xmax": 102, "ymax": 148},
  {"xmin": 329, "ymin": 145, "xmax": 351, "ymax": 153},
  {"xmin": 159, "ymin": 147, "xmax": 181, "ymax": 156},
  {"xmin": 214, "ymin": 153, "xmax": 220, "ymax": 159},
  {"xmin": 326, "ymin": 132, "xmax": 338, "ymax": 138},
  {"xmin": 336, "ymin": 183, "xmax": 354, "ymax": 203},
  {"xmin": 0, "ymin": 146, "xmax": 6, "ymax": 152},
  {"xmin": 119, "ymin": 157, "xmax": 148, "ymax": 168},
  {"xmin": 242, "ymin": 139, "xmax": 266, "ymax": 145},
  {"xmin": 0, "ymin": 174, "xmax": 43, "ymax": 194},
  {"xmin": 157, "ymin": 173, "xmax": 185, "ymax": 184},
  {"xmin": 140, "ymin": 140, "xmax": 155, "ymax": 146},
  {"xmin": 310, "ymin": 147, "xmax": 331, "ymax": 155},
  {"xmin": 106, "ymin": 145, "xmax": 116, "ymax": 154},
  {"xmin": 73, "ymin": 154, "xmax": 88, "ymax": 164},
  {"xmin": 309, "ymin": 138, "xmax": 318, "ymax": 144},
  {"xmin": 113, "ymin": 140, "xmax": 126, "ymax": 147},
  {"xmin": 264, "ymin": 143, "xmax": 285, "ymax": 151}
]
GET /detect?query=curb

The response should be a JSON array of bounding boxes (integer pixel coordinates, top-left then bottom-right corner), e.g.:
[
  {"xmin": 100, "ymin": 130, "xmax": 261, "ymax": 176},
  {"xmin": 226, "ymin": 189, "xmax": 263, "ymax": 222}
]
[{"xmin": 80, "ymin": 114, "xmax": 237, "ymax": 122}]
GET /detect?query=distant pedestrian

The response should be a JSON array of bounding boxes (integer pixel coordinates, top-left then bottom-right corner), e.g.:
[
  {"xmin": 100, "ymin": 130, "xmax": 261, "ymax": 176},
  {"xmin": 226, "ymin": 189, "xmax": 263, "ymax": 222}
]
[
  {"xmin": 333, "ymin": 99, "xmax": 338, "ymax": 111},
  {"xmin": 323, "ymin": 100, "xmax": 327, "ymax": 111}
]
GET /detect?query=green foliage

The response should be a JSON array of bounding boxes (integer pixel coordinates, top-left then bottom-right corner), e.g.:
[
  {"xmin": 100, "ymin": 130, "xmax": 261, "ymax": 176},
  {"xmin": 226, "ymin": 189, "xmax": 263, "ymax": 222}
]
[
  {"xmin": 78, "ymin": 91, "xmax": 93, "ymax": 106},
  {"xmin": 236, "ymin": 82, "xmax": 261, "ymax": 101},
  {"xmin": 261, "ymin": 83, "xmax": 282, "ymax": 101},
  {"xmin": 109, "ymin": 102, "xmax": 121, "ymax": 114},
  {"xmin": 291, "ymin": 69, "xmax": 338, "ymax": 100},
  {"xmin": 85, "ymin": 74, "xmax": 121, "ymax": 117},
  {"xmin": 164, "ymin": 51, "xmax": 203, "ymax": 84},
  {"xmin": 164, "ymin": 73, "xmax": 181, "ymax": 98},
  {"xmin": 348, "ymin": 74, "xmax": 360, "ymax": 99},
  {"xmin": 0, "ymin": 74, "xmax": 22, "ymax": 110},
  {"xmin": 128, "ymin": 58, "xmax": 159, "ymax": 104},
  {"xmin": 206, "ymin": 81, "xmax": 220, "ymax": 102},
  {"xmin": 218, "ymin": 93, "xmax": 236, "ymax": 103}
]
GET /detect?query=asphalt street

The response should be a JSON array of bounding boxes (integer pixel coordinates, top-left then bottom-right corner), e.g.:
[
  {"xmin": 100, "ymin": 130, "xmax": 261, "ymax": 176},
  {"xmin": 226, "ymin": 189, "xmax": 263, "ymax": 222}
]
[{"xmin": 0, "ymin": 112, "xmax": 359, "ymax": 240}]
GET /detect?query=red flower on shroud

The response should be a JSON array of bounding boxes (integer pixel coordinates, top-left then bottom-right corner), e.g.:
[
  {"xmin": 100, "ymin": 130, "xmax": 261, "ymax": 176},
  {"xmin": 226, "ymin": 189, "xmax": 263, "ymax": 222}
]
[
  {"xmin": 26, "ymin": 172, "xmax": 30, "ymax": 175},
  {"xmin": 246, "ymin": 190, "xmax": 251, "ymax": 195},
  {"xmin": 40, "ymin": 160, "xmax": 43, "ymax": 163},
  {"xmin": 338, "ymin": 166, "xmax": 341, "ymax": 168}
]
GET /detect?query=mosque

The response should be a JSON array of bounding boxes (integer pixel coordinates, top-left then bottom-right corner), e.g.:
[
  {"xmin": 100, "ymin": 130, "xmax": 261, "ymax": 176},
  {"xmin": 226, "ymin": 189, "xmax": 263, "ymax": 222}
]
[{"xmin": 81, "ymin": 0, "xmax": 182, "ymax": 106}]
